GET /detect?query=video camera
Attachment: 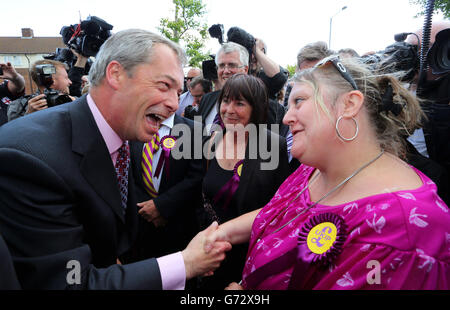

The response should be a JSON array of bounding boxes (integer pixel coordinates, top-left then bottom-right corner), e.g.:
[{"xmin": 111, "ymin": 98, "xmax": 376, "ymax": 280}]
[
  {"xmin": 361, "ymin": 27, "xmax": 450, "ymax": 84},
  {"xmin": 33, "ymin": 64, "xmax": 72, "ymax": 107},
  {"xmin": 202, "ymin": 24, "xmax": 257, "ymax": 80},
  {"xmin": 60, "ymin": 16, "xmax": 113, "ymax": 57}
]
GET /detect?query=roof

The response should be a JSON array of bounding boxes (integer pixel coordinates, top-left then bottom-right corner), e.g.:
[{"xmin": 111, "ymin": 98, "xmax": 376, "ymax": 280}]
[{"xmin": 0, "ymin": 36, "xmax": 65, "ymax": 54}]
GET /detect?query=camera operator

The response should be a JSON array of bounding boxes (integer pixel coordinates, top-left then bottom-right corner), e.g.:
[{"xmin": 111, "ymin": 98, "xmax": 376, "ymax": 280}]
[
  {"xmin": 0, "ymin": 62, "xmax": 25, "ymax": 126},
  {"xmin": 405, "ymin": 20, "xmax": 450, "ymax": 205},
  {"xmin": 250, "ymin": 38, "xmax": 289, "ymax": 101},
  {"xmin": 176, "ymin": 67, "xmax": 202, "ymax": 116},
  {"xmin": 7, "ymin": 60, "xmax": 74, "ymax": 122},
  {"xmin": 183, "ymin": 75, "xmax": 212, "ymax": 120},
  {"xmin": 68, "ymin": 49, "xmax": 90, "ymax": 97}
]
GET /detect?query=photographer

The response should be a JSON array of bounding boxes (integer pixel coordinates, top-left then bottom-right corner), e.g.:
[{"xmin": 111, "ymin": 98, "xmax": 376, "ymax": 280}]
[
  {"xmin": 405, "ymin": 20, "xmax": 450, "ymax": 205},
  {"xmin": 7, "ymin": 60, "xmax": 74, "ymax": 122},
  {"xmin": 250, "ymin": 38, "xmax": 289, "ymax": 101},
  {"xmin": 183, "ymin": 75, "xmax": 212, "ymax": 120},
  {"xmin": 68, "ymin": 49, "xmax": 89, "ymax": 97},
  {"xmin": 0, "ymin": 62, "xmax": 25, "ymax": 126}
]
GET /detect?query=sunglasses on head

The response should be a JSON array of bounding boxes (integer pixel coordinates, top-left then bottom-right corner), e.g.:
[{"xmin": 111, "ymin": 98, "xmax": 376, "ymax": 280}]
[{"xmin": 314, "ymin": 55, "xmax": 358, "ymax": 90}]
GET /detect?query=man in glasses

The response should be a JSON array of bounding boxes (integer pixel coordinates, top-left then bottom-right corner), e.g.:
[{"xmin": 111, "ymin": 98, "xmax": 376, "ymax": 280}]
[
  {"xmin": 176, "ymin": 67, "xmax": 202, "ymax": 116},
  {"xmin": 197, "ymin": 42, "xmax": 249, "ymax": 131}
]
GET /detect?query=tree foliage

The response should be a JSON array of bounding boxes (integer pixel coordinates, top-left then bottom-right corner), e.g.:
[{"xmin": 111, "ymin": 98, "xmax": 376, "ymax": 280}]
[
  {"xmin": 158, "ymin": 0, "xmax": 210, "ymax": 68},
  {"xmin": 410, "ymin": 0, "xmax": 450, "ymax": 18}
]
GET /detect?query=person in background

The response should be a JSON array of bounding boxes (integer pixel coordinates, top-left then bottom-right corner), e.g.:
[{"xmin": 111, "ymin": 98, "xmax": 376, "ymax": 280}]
[
  {"xmin": 176, "ymin": 67, "xmax": 202, "ymax": 116},
  {"xmin": 0, "ymin": 62, "xmax": 25, "ymax": 126},
  {"xmin": 182, "ymin": 76, "xmax": 212, "ymax": 119}
]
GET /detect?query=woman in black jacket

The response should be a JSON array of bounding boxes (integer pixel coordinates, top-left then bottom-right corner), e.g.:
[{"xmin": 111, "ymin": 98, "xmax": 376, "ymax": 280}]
[{"xmin": 198, "ymin": 74, "xmax": 293, "ymax": 289}]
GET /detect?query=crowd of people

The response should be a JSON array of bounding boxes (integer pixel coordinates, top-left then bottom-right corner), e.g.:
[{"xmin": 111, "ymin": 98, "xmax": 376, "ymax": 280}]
[{"xmin": 0, "ymin": 18, "xmax": 449, "ymax": 290}]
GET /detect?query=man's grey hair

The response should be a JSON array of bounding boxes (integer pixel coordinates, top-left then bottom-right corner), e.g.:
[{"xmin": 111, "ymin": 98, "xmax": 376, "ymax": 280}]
[
  {"xmin": 215, "ymin": 42, "xmax": 249, "ymax": 67},
  {"xmin": 296, "ymin": 41, "xmax": 334, "ymax": 69},
  {"xmin": 89, "ymin": 29, "xmax": 187, "ymax": 86}
]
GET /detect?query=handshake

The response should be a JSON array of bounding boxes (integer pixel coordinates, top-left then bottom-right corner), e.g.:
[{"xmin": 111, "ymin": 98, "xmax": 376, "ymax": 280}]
[{"xmin": 181, "ymin": 221, "xmax": 232, "ymax": 280}]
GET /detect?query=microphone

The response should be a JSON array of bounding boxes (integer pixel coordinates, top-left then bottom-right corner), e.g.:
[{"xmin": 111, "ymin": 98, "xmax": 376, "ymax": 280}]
[{"xmin": 394, "ymin": 32, "xmax": 413, "ymax": 42}]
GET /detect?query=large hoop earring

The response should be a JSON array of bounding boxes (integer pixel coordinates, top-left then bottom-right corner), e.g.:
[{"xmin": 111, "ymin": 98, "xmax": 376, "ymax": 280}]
[{"xmin": 335, "ymin": 116, "xmax": 359, "ymax": 142}]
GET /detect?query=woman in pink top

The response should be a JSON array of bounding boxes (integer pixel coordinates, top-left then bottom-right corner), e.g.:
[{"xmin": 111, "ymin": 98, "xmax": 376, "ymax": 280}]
[{"xmin": 204, "ymin": 55, "xmax": 450, "ymax": 289}]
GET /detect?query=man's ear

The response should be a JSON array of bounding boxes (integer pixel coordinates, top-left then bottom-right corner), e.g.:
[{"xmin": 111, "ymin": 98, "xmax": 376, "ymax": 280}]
[
  {"xmin": 340, "ymin": 90, "xmax": 365, "ymax": 118},
  {"xmin": 243, "ymin": 66, "xmax": 249, "ymax": 74},
  {"xmin": 105, "ymin": 61, "xmax": 124, "ymax": 90}
]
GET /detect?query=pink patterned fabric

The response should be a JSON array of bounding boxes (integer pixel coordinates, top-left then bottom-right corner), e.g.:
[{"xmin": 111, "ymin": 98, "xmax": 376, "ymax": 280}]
[{"xmin": 242, "ymin": 164, "xmax": 450, "ymax": 290}]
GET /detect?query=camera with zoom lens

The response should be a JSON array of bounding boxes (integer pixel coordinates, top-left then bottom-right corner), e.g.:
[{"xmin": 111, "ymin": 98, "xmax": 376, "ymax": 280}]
[
  {"xmin": 360, "ymin": 28, "xmax": 450, "ymax": 85},
  {"xmin": 33, "ymin": 64, "xmax": 72, "ymax": 107},
  {"xmin": 360, "ymin": 41, "xmax": 419, "ymax": 82},
  {"xmin": 183, "ymin": 105, "xmax": 199, "ymax": 120},
  {"xmin": 60, "ymin": 16, "xmax": 113, "ymax": 57},
  {"xmin": 203, "ymin": 24, "xmax": 257, "ymax": 79}
]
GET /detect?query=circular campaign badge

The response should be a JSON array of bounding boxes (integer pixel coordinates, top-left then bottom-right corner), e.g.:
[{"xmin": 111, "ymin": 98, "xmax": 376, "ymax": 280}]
[
  {"xmin": 307, "ymin": 222, "xmax": 338, "ymax": 255},
  {"xmin": 236, "ymin": 162, "xmax": 243, "ymax": 177},
  {"xmin": 161, "ymin": 136, "xmax": 176, "ymax": 149},
  {"xmin": 297, "ymin": 213, "xmax": 347, "ymax": 267}
]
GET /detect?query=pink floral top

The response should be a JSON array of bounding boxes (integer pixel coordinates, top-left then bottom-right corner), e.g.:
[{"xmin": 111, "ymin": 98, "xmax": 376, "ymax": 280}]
[{"xmin": 241, "ymin": 165, "xmax": 450, "ymax": 290}]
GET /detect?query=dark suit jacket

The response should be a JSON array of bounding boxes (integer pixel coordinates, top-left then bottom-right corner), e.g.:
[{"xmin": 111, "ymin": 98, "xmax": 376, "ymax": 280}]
[
  {"xmin": 0, "ymin": 234, "xmax": 21, "ymax": 289},
  {"xmin": 197, "ymin": 90, "xmax": 220, "ymax": 122},
  {"xmin": 129, "ymin": 115, "xmax": 203, "ymax": 259},
  {"xmin": 0, "ymin": 95, "xmax": 162, "ymax": 289}
]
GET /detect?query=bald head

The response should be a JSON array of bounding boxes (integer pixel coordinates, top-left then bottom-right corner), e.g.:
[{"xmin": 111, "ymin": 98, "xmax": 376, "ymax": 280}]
[
  {"xmin": 186, "ymin": 67, "xmax": 202, "ymax": 89},
  {"xmin": 406, "ymin": 19, "xmax": 450, "ymax": 46}
]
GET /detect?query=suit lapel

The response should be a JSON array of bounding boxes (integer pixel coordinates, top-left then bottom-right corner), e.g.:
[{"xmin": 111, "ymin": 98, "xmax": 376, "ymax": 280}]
[{"xmin": 70, "ymin": 96, "xmax": 125, "ymax": 223}]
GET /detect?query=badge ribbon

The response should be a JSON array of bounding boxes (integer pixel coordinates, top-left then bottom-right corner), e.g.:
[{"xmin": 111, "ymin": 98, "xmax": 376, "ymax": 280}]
[
  {"xmin": 154, "ymin": 135, "xmax": 176, "ymax": 180},
  {"xmin": 213, "ymin": 160, "xmax": 244, "ymax": 210}
]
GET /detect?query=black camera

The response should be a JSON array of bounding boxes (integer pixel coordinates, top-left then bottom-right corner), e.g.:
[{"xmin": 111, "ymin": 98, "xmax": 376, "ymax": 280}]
[
  {"xmin": 203, "ymin": 24, "xmax": 257, "ymax": 78},
  {"xmin": 60, "ymin": 16, "xmax": 113, "ymax": 57},
  {"xmin": 34, "ymin": 64, "xmax": 72, "ymax": 107},
  {"xmin": 183, "ymin": 105, "xmax": 199, "ymax": 120},
  {"xmin": 427, "ymin": 28, "xmax": 450, "ymax": 75},
  {"xmin": 360, "ymin": 41, "xmax": 419, "ymax": 82}
]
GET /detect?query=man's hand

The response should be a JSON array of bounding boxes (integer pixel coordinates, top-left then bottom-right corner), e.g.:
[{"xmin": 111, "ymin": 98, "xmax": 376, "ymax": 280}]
[
  {"xmin": 137, "ymin": 199, "xmax": 167, "ymax": 227},
  {"xmin": 26, "ymin": 94, "xmax": 48, "ymax": 114},
  {"xmin": 182, "ymin": 222, "xmax": 232, "ymax": 280},
  {"xmin": 71, "ymin": 49, "xmax": 88, "ymax": 69}
]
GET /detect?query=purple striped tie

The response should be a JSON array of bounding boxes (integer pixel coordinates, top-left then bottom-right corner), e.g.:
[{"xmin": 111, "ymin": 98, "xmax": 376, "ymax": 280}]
[{"xmin": 141, "ymin": 133, "xmax": 160, "ymax": 198}]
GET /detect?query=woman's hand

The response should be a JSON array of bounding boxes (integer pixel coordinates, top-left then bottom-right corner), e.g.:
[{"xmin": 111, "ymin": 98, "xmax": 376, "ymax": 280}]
[{"xmin": 225, "ymin": 282, "xmax": 244, "ymax": 290}]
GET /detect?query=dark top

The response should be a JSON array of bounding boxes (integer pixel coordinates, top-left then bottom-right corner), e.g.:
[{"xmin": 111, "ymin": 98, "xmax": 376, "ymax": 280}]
[{"xmin": 197, "ymin": 128, "xmax": 293, "ymax": 289}]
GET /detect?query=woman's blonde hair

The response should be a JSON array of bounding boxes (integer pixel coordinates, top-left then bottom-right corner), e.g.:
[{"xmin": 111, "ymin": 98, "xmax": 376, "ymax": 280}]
[{"xmin": 294, "ymin": 57, "xmax": 425, "ymax": 158}]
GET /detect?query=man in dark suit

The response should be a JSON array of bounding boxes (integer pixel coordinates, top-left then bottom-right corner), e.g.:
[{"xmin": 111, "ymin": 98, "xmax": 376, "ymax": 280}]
[
  {"xmin": 0, "ymin": 29, "xmax": 230, "ymax": 290},
  {"xmin": 129, "ymin": 113, "xmax": 203, "ymax": 259}
]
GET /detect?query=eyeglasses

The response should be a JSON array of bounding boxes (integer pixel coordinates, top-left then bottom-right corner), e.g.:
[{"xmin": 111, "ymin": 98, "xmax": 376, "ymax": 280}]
[
  {"xmin": 314, "ymin": 55, "xmax": 358, "ymax": 90},
  {"xmin": 217, "ymin": 63, "xmax": 246, "ymax": 71}
]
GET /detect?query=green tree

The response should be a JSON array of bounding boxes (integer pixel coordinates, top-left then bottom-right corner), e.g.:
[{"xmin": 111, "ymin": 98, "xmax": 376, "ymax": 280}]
[
  {"xmin": 158, "ymin": 0, "xmax": 210, "ymax": 67},
  {"xmin": 286, "ymin": 64, "xmax": 296, "ymax": 78},
  {"xmin": 410, "ymin": 0, "xmax": 450, "ymax": 18}
]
